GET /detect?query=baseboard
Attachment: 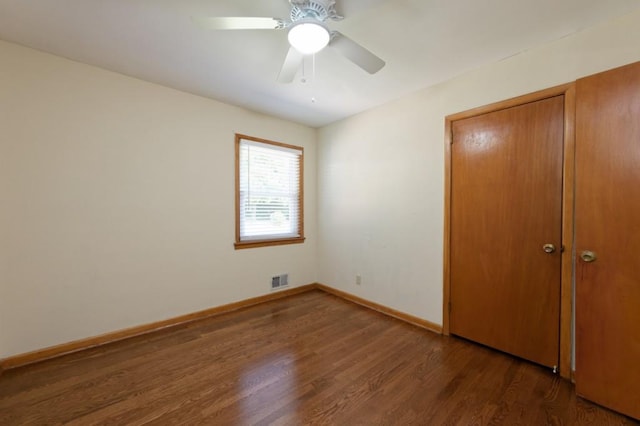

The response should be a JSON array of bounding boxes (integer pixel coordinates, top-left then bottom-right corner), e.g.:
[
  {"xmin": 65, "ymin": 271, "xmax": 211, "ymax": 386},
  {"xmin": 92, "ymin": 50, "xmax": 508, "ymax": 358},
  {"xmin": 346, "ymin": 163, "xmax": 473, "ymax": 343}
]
[
  {"xmin": 0, "ymin": 282, "xmax": 442, "ymax": 372},
  {"xmin": 316, "ymin": 283, "xmax": 443, "ymax": 334},
  {"xmin": 0, "ymin": 283, "xmax": 316, "ymax": 371}
]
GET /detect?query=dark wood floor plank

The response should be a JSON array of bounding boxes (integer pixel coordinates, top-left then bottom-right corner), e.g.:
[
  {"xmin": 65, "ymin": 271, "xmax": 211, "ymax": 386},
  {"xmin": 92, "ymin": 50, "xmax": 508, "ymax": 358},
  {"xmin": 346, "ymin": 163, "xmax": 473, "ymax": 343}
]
[{"xmin": 0, "ymin": 290, "xmax": 636, "ymax": 425}]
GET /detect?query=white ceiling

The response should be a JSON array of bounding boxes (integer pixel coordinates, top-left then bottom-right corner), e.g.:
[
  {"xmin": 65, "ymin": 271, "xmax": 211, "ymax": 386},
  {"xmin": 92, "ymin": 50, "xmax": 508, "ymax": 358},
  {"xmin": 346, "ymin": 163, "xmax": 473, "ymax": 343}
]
[{"xmin": 1, "ymin": 0, "xmax": 639, "ymax": 127}]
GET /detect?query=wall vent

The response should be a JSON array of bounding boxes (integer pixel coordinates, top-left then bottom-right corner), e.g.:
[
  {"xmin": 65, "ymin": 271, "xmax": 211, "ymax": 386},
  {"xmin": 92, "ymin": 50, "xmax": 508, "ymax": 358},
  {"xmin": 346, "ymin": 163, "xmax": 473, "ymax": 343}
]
[{"xmin": 271, "ymin": 273, "xmax": 289, "ymax": 290}]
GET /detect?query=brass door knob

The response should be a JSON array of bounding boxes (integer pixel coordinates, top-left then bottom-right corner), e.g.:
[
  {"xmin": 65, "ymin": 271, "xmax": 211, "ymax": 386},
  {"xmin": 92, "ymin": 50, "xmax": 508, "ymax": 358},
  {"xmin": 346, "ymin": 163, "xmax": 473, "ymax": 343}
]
[
  {"xmin": 580, "ymin": 250, "xmax": 597, "ymax": 263},
  {"xmin": 543, "ymin": 243, "xmax": 556, "ymax": 254}
]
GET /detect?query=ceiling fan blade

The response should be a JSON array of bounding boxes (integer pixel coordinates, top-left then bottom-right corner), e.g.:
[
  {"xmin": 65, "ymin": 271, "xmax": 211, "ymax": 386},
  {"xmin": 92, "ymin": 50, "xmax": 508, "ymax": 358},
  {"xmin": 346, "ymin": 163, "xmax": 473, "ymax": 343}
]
[
  {"xmin": 329, "ymin": 31, "xmax": 385, "ymax": 74},
  {"xmin": 278, "ymin": 47, "xmax": 304, "ymax": 83},
  {"xmin": 192, "ymin": 16, "xmax": 284, "ymax": 30}
]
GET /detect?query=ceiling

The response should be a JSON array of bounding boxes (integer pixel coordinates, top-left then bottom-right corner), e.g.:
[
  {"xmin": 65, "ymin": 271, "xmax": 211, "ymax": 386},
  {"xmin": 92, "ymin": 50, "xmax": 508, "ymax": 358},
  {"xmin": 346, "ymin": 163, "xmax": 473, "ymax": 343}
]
[{"xmin": 1, "ymin": 0, "xmax": 639, "ymax": 127}]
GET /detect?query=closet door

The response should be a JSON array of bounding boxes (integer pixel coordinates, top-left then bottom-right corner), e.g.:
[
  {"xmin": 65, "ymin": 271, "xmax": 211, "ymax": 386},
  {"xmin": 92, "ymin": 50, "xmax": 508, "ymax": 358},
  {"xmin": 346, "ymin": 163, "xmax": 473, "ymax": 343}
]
[
  {"xmin": 450, "ymin": 96, "xmax": 564, "ymax": 368},
  {"xmin": 575, "ymin": 61, "xmax": 640, "ymax": 420}
]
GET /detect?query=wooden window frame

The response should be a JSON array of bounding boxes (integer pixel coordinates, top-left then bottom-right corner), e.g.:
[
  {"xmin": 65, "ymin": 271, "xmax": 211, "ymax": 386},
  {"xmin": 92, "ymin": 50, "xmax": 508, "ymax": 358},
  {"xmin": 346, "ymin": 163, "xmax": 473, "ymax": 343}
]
[{"xmin": 234, "ymin": 134, "xmax": 305, "ymax": 250}]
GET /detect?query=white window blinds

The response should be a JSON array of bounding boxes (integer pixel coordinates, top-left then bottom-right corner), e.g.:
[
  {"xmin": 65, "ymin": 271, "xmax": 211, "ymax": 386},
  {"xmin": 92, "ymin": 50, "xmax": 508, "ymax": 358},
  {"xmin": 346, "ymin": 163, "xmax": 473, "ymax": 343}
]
[{"xmin": 238, "ymin": 138, "xmax": 303, "ymax": 242}]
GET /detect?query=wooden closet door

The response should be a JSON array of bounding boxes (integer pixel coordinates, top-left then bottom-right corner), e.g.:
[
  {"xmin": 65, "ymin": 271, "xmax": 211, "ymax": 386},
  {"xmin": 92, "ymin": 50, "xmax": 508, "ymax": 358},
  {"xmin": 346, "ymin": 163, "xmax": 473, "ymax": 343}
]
[
  {"xmin": 450, "ymin": 96, "xmax": 564, "ymax": 368},
  {"xmin": 575, "ymin": 61, "xmax": 640, "ymax": 420}
]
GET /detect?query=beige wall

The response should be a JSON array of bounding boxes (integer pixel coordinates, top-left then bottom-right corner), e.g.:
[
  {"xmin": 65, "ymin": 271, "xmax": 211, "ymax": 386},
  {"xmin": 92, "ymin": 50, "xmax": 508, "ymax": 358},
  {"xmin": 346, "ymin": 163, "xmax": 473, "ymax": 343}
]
[
  {"xmin": 3, "ymin": 8, "xmax": 640, "ymax": 360},
  {"xmin": 317, "ymin": 9, "xmax": 640, "ymax": 325},
  {"xmin": 0, "ymin": 40, "xmax": 317, "ymax": 358}
]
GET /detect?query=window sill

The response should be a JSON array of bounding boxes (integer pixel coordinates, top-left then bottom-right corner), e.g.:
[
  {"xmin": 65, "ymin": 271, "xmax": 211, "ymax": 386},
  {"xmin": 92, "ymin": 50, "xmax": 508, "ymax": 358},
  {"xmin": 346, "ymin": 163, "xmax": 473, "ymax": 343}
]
[{"xmin": 234, "ymin": 237, "xmax": 305, "ymax": 250}]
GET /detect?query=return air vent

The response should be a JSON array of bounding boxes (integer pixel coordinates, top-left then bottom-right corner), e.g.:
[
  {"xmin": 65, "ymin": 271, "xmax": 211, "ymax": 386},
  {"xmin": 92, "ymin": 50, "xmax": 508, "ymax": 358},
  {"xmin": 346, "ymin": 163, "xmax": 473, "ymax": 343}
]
[{"xmin": 271, "ymin": 273, "xmax": 289, "ymax": 290}]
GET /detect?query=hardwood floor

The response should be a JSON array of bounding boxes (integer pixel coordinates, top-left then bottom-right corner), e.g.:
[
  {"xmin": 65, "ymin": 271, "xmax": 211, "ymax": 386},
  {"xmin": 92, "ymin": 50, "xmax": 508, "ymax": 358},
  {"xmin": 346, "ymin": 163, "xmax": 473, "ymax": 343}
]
[{"xmin": 0, "ymin": 290, "xmax": 636, "ymax": 425}]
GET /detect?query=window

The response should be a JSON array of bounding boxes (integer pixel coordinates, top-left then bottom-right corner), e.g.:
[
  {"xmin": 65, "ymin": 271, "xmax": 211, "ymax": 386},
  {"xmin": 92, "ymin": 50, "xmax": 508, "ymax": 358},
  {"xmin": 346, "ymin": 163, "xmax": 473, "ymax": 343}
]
[{"xmin": 235, "ymin": 134, "xmax": 304, "ymax": 249}]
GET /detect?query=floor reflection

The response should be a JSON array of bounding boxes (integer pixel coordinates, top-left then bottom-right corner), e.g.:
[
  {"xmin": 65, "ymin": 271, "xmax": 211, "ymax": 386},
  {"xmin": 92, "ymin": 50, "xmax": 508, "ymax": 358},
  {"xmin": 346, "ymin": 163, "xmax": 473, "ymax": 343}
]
[{"xmin": 237, "ymin": 351, "xmax": 299, "ymax": 423}]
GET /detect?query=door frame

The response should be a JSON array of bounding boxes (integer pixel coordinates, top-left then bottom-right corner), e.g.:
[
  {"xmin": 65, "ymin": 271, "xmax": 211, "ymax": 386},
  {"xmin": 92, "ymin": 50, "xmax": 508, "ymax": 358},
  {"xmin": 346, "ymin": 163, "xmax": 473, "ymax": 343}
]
[{"xmin": 443, "ymin": 83, "xmax": 576, "ymax": 379}]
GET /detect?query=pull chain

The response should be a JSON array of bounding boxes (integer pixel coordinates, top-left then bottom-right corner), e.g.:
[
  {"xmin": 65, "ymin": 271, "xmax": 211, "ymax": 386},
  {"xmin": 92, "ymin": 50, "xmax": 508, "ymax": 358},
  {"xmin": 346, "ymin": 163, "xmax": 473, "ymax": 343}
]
[{"xmin": 300, "ymin": 54, "xmax": 317, "ymax": 103}]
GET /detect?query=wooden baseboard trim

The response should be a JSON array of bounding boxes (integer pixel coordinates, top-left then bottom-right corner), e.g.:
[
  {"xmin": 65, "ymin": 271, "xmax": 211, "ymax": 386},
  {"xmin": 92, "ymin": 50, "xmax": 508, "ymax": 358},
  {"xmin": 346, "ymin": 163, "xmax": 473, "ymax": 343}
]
[
  {"xmin": 315, "ymin": 283, "xmax": 443, "ymax": 334},
  {"xmin": 0, "ymin": 284, "xmax": 316, "ymax": 371},
  {"xmin": 0, "ymin": 282, "xmax": 442, "ymax": 372}
]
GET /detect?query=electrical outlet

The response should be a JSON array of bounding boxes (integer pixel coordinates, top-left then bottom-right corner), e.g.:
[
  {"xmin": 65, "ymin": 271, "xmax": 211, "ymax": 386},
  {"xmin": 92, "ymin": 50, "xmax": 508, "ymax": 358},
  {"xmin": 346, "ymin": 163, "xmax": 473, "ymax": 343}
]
[{"xmin": 356, "ymin": 274, "xmax": 362, "ymax": 285}]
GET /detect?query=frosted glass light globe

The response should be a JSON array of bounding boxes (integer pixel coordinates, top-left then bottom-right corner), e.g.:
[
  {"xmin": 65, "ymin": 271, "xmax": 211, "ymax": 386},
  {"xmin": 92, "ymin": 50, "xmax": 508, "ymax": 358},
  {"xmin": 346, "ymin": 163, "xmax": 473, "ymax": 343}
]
[{"xmin": 288, "ymin": 21, "xmax": 330, "ymax": 55}]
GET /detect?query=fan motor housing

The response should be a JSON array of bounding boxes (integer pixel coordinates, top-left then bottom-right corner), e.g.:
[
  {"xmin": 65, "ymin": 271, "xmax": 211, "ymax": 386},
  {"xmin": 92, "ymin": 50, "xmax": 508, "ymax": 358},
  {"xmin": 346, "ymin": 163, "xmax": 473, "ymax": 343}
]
[{"xmin": 290, "ymin": 0, "xmax": 342, "ymax": 23}]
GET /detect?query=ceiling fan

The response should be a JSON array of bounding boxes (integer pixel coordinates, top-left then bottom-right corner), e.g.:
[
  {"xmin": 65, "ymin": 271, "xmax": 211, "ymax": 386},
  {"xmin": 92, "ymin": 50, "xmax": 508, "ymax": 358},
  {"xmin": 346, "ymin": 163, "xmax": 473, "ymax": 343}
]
[{"xmin": 193, "ymin": 0, "xmax": 385, "ymax": 83}]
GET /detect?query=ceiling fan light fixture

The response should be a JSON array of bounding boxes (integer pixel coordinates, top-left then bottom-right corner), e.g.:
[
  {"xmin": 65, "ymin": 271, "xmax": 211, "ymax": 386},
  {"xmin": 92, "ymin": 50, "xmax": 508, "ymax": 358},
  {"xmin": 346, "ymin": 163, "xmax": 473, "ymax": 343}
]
[{"xmin": 288, "ymin": 21, "xmax": 330, "ymax": 55}]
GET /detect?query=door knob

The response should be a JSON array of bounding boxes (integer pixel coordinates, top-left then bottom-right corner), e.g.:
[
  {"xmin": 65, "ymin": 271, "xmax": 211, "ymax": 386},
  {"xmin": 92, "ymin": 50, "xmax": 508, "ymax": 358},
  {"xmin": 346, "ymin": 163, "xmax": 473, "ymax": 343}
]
[
  {"xmin": 542, "ymin": 243, "xmax": 556, "ymax": 254},
  {"xmin": 580, "ymin": 250, "xmax": 597, "ymax": 263}
]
